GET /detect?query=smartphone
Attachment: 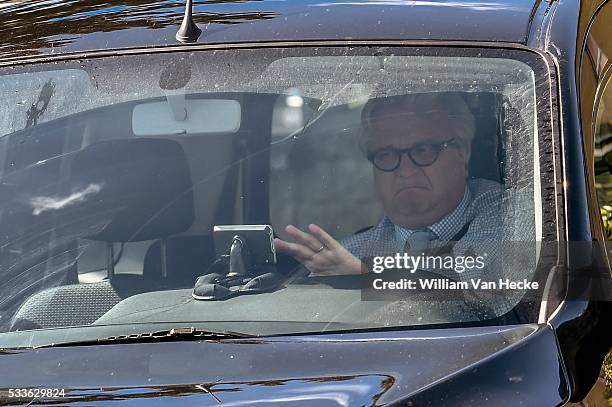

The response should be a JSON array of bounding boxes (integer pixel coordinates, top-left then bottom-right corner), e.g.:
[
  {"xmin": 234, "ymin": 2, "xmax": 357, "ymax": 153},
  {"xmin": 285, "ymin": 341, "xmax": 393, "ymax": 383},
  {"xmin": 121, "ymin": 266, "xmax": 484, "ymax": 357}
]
[{"xmin": 213, "ymin": 224, "xmax": 277, "ymax": 266}]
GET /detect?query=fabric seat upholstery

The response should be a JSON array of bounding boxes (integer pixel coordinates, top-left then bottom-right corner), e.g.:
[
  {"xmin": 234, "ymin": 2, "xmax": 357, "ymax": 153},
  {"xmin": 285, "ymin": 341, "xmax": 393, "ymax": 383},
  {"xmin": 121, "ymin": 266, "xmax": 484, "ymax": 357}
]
[{"xmin": 10, "ymin": 275, "xmax": 146, "ymax": 331}]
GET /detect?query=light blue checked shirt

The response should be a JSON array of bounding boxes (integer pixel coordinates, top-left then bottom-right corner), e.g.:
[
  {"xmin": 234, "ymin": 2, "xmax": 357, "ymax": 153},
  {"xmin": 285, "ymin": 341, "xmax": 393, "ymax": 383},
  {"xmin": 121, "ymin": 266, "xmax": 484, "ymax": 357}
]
[{"xmin": 341, "ymin": 178, "xmax": 536, "ymax": 315}]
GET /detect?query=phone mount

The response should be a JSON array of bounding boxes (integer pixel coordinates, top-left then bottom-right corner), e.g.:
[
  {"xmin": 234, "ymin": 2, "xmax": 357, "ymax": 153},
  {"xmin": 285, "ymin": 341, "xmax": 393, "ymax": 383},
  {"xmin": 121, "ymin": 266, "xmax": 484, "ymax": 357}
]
[
  {"xmin": 227, "ymin": 235, "xmax": 251, "ymax": 276},
  {"xmin": 193, "ymin": 234, "xmax": 283, "ymax": 301}
]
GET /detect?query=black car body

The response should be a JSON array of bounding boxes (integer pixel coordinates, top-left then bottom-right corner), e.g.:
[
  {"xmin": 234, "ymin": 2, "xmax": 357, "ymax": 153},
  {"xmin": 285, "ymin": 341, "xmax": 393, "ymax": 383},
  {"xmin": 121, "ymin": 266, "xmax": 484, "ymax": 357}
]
[{"xmin": 0, "ymin": 0, "xmax": 610, "ymax": 405}]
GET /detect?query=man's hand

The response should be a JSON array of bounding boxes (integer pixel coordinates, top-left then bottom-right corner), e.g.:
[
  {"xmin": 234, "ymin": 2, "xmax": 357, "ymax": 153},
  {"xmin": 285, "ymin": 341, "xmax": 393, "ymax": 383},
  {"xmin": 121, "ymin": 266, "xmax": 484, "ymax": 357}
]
[{"xmin": 274, "ymin": 224, "xmax": 363, "ymax": 275}]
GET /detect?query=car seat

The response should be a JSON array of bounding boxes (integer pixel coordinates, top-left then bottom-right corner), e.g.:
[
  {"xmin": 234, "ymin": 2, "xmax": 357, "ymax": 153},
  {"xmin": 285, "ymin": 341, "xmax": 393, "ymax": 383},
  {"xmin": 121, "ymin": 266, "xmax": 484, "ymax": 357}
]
[{"xmin": 10, "ymin": 137, "xmax": 195, "ymax": 330}]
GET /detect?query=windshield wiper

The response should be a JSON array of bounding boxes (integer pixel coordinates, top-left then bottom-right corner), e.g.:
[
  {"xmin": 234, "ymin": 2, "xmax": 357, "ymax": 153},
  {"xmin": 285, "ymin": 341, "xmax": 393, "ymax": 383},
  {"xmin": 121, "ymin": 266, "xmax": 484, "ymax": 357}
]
[{"xmin": 34, "ymin": 327, "xmax": 252, "ymax": 348}]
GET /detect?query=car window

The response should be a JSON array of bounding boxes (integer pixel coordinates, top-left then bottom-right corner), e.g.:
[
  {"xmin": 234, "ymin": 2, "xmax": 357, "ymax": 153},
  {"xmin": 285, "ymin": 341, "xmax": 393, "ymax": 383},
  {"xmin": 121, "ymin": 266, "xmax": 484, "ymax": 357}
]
[
  {"xmin": 585, "ymin": 2, "xmax": 612, "ymax": 241},
  {"xmin": 0, "ymin": 47, "xmax": 554, "ymax": 344},
  {"xmin": 594, "ymin": 76, "xmax": 612, "ymax": 236}
]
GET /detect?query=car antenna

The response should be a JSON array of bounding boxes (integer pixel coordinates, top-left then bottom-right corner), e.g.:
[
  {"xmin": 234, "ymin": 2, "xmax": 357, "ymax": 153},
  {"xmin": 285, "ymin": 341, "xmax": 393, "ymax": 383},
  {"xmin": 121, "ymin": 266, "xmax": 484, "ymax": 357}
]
[{"xmin": 176, "ymin": 0, "xmax": 201, "ymax": 43}]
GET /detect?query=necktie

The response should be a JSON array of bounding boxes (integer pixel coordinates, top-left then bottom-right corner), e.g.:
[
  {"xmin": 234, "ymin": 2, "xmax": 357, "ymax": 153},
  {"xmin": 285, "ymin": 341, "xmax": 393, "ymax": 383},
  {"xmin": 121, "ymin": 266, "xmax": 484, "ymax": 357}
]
[{"xmin": 404, "ymin": 229, "xmax": 436, "ymax": 255}]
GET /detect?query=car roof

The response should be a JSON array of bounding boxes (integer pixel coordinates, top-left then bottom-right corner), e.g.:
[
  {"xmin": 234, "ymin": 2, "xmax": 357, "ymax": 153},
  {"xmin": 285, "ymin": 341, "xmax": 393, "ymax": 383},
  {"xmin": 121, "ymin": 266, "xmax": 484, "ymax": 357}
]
[{"xmin": 1, "ymin": 0, "xmax": 539, "ymax": 62}]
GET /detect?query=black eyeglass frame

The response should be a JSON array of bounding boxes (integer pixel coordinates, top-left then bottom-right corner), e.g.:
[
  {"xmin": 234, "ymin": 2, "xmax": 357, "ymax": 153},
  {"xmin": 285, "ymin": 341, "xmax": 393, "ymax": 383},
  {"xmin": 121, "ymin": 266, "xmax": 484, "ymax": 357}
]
[{"xmin": 367, "ymin": 138, "xmax": 460, "ymax": 172}]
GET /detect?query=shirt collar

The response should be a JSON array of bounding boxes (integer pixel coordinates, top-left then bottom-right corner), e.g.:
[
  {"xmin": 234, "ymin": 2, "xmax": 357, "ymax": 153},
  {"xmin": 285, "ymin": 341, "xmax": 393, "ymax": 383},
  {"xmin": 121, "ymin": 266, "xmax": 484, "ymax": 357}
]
[{"xmin": 392, "ymin": 186, "xmax": 473, "ymax": 241}]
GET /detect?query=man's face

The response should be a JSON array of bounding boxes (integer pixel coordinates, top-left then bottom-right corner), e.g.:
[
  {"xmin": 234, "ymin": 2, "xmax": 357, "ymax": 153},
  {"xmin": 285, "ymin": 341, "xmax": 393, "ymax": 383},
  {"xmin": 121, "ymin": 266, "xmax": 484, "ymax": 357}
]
[{"xmin": 367, "ymin": 112, "xmax": 471, "ymax": 229}]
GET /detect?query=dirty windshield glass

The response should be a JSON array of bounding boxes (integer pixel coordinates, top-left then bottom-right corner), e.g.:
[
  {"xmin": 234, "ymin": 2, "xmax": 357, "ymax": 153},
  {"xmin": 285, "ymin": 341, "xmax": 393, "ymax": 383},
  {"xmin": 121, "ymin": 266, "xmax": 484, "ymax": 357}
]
[{"xmin": 0, "ymin": 47, "xmax": 551, "ymax": 344}]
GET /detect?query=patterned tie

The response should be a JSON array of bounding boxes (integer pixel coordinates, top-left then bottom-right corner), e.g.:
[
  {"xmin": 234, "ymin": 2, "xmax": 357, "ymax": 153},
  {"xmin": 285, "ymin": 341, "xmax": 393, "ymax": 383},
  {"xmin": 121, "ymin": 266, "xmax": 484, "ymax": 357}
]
[{"xmin": 404, "ymin": 229, "xmax": 437, "ymax": 255}]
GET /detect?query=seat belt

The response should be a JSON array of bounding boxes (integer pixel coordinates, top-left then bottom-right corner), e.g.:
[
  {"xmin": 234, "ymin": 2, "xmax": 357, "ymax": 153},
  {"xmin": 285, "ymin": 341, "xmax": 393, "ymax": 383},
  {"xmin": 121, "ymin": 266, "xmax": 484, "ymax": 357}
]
[{"xmin": 431, "ymin": 220, "xmax": 473, "ymax": 257}]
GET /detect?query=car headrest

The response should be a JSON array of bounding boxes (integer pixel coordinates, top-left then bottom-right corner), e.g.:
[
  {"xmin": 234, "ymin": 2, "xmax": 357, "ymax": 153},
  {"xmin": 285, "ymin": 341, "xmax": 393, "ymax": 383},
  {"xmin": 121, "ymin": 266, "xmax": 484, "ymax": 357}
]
[{"xmin": 68, "ymin": 138, "xmax": 194, "ymax": 242}]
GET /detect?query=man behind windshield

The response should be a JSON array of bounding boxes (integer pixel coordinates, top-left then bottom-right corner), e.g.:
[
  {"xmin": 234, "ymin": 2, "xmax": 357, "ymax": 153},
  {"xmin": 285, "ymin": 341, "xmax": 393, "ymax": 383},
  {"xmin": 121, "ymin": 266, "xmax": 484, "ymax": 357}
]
[{"xmin": 273, "ymin": 92, "xmax": 501, "ymax": 278}]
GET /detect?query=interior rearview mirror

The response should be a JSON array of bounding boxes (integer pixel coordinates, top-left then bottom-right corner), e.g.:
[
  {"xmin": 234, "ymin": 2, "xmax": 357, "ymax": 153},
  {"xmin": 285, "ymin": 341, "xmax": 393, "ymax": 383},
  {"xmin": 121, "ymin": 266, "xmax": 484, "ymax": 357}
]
[{"xmin": 132, "ymin": 98, "xmax": 241, "ymax": 136}]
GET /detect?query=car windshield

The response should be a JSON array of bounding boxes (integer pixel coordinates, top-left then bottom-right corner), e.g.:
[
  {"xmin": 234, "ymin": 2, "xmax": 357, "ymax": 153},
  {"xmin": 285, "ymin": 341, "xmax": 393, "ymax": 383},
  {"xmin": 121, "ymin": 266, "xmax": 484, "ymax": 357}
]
[{"xmin": 0, "ymin": 46, "xmax": 552, "ymax": 345}]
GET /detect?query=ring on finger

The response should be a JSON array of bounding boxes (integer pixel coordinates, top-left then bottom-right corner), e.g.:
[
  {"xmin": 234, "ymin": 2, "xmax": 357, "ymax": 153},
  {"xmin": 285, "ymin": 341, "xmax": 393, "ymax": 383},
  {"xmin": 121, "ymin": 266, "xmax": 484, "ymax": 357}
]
[{"xmin": 315, "ymin": 245, "xmax": 326, "ymax": 253}]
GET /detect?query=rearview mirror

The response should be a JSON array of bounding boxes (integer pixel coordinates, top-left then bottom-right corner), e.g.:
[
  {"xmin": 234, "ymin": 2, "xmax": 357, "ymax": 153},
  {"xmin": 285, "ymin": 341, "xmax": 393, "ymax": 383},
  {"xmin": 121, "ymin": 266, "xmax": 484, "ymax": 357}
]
[{"xmin": 132, "ymin": 98, "xmax": 241, "ymax": 136}]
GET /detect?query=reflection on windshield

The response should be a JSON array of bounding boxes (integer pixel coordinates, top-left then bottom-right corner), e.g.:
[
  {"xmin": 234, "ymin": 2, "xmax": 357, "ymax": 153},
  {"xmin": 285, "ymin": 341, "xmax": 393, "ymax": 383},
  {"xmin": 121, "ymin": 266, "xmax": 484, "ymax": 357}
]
[
  {"xmin": 0, "ymin": 0, "xmax": 276, "ymax": 58},
  {"xmin": 0, "ymin": 47, "xmax": 547, "ymax": 340}
]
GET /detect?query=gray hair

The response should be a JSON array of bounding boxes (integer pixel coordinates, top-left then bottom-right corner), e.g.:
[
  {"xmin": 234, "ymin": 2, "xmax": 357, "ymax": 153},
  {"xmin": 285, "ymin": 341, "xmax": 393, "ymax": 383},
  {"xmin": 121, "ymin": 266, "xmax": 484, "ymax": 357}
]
[{"xmin": 360, "ymin": 92, "xmax": 476, "ymax": 148}]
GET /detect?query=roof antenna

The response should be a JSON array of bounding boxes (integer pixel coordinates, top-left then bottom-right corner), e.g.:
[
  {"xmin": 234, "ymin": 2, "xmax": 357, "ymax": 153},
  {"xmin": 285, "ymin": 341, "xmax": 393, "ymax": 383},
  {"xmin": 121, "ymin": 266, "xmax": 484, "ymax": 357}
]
[{"xmin": 176, "ymin": 0, "xmax": 201, "ymax": 43}]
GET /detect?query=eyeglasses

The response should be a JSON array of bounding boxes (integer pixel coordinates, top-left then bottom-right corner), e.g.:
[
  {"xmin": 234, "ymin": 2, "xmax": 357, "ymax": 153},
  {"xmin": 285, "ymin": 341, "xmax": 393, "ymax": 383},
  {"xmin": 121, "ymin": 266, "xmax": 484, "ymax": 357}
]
[{"xmin": 367, "ymin": 138, "xmax": 459, "ymax": 172}]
